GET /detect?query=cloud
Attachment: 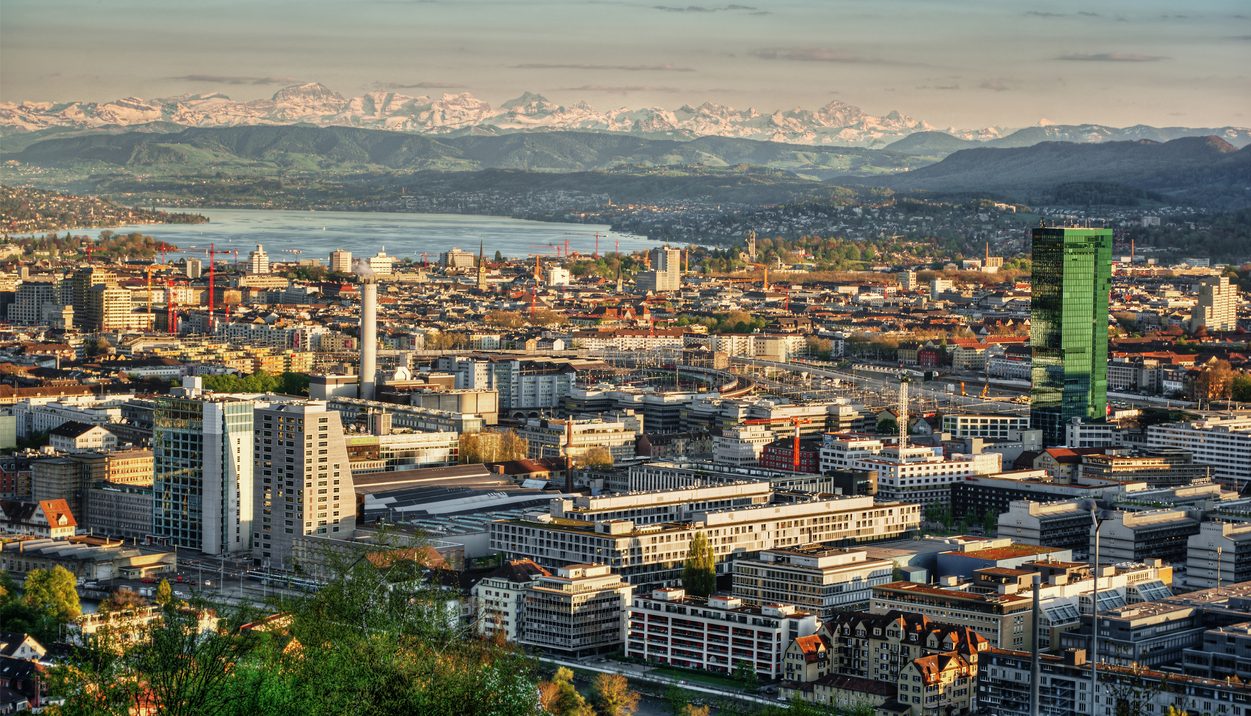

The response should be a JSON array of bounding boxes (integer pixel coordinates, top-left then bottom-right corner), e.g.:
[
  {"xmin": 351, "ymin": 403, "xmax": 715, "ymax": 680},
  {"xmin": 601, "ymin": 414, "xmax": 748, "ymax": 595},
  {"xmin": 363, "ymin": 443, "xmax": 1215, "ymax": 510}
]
[
  {"xmin": 651, "ymin": 3, "xmax": 761, "ymax": 12},
  {"xmin": 167, "ymin": 74, "xmax": 297, "ymax": 85},
  {"xmin": 979, "ymin": 78, "xmax": 1015, "ymax": 92},
  {"xmin": 512, "ymin": 62, "xmax": 695, "ymax": 72},
  {"xmin": 1055, "ymin": 52, "xmax": 1168, "ymax": 62},
  {"xmin": 372, "ymin": 81, "xmax": 466, "ymax": 90},
  {"xmin": 751, "ymin": 48, "xmax": 877, "ymax": 64},
  {"xmin": 557, "ymin": 85, "xmax": 683, "ymax": 94}
]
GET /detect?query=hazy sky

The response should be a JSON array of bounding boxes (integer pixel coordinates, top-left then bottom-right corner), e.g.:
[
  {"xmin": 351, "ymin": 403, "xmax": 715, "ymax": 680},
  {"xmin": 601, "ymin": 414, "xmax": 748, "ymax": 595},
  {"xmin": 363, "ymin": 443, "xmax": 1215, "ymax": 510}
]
[{"xmin": 3, "ymin": 0, "xmax": 1249, "ymax": 129}]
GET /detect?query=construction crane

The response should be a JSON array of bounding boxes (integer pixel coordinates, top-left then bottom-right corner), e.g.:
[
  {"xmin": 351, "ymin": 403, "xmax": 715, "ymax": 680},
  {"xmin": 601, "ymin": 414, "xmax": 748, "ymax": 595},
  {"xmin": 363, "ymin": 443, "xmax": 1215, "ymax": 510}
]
[
  {"xmin": 145, "ymin": 264, "xmax": 170, "ymax": 315},
  {"xmin": 743, "ymin": 416, "xmax": 815, "ymax": 472}
]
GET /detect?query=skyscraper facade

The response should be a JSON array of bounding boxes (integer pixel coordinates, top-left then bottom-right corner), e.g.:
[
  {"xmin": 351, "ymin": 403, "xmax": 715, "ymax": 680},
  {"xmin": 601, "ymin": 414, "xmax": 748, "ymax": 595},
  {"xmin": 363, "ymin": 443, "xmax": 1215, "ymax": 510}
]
[
  {"xmin": 252, "ymin": 400, "xmax": 356, "ymax": 568},
  {"xmin": 1191, "ymin": 275, "xmax": 1239, "ymax": 333},
  {"xmin": 152, "ymin": 382, "xmax": 255, "ymax": 554},
  {"xmin": 1029, "ymin": 227, "xmax": 1113, "ymax": 445}
]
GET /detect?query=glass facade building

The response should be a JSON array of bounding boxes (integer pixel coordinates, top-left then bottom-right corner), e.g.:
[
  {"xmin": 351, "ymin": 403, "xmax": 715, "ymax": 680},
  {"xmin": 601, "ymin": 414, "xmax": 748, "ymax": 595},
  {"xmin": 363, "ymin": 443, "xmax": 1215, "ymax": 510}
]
[
  {"xmin": 152, "ymin": 394, "xmax": 255, "ymax": 554},
  {"xmin": 1029, "ymin": 227, "xmax": 1113, "ymax": 445}
]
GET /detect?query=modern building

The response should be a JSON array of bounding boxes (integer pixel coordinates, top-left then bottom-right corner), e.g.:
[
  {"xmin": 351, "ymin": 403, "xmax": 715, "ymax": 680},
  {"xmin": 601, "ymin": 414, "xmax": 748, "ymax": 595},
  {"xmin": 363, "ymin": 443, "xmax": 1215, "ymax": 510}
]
[
  {"xmin": 152, "ymin": 381, "xmax": 255, "ymax": 555},
  {"xmin": 627, "ymin": 588, "xmax": 820, "ymax": 679},
  {"xmin": 1183, "ymin": 621, "xmax": 1251, "ymax": 680},
  {"xmin": 1095, "ymin": 509, "xmax": 1200, "ymax": 565},
  {"xmin": 1191, "ymin": 275, "xmax": 1239, "ymax": 333},
  {"xmin": 635, "ymin": 246, "xmax": 682, "ymax": 293},
  {"xmin": 491, "ymin": 490, "xmax": 921, "ymax": 584},
  {"xmin": 941, "ymin": 414, "xmax": 1030, "ymax": 440},
  {"xmin": 1186, "ymin": 521, "xmax": 1251, "ymax": 589},
  {"xmin": 871, "ymin": 581, "xmax": 1034, "ymax": 650},
  {"xmin": 732, "ymin": 547, "xmax": 895, "ymax": 618},
  {"xmin": 1147, "ymin": 416, "xmax": 1251, "ymax": 489},
  {"xmin": 472, "ymin": 558, "xmax": 551, "ymax": 643},
  {"xmin": 7, "ymin": 281, "xmax": 61, "ymax": 326},
  {"xmin": 329, "ymin": 249, "xmax": 352, "ymax": 275},
  {"xmin": 84, "ymin": 484, "xmax": 153, "ymax": 540},
  {"xmin": 515, "ymin": 413, "xmax": 641, "ymax": 464},
  {"xmin": 247, "ymin": 244, "xmax": 271, "ymax": 275},
  {"xmin": 439, "ymin": 248, "xmax": 475, "ymax": 269},
  {"xmin": 519, "ymin": 564, "xmax": 633, "ymax": 657},
  {"xmin": 252, "ymin": 400, "xmax": 356, "ymax": 569},
  {"xmin": 1029, "ymin": 227, "xmax": 1113, "ymax": 445},
  {"xmin": 367, "ymin": 249, "xmax": 394, "ymax": 276},
  {"xmin": 997, "ymin": 500, "xmax": 1097, "ymax": 557}
]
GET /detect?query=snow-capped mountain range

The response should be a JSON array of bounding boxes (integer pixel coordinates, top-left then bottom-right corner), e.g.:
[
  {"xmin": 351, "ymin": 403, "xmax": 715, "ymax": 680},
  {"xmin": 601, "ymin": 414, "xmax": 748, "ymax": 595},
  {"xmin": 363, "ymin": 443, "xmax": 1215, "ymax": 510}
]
[
  {"xmin": 0, "ymin": 82, "xmax": 972, "ymax": 147},
  {"xmin": 4, "ymin": 82, "xmax": 1248, "ymax": 149}
]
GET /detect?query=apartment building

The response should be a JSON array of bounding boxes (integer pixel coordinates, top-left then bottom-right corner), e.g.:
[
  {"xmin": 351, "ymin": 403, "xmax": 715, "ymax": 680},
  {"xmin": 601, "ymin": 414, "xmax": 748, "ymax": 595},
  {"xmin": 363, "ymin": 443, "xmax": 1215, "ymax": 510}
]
[
  {"xmin": 252, "ymin": 400, "xmax": 356, "ymax": 568},
  {"xmin": 1191, "ymin": 275, "xmax": 1239, "ymax": 333},
  {"xmin": 472, "ymin": 558, "xmax": 551, "ymax": 643},
  {"xmin": 626, "ymin": 588, "xmax": 820, "ymax": 679},
  {"xmin": 519, "ymin": 564, "xmax": 633, "ymax": 657},
  {"xmin": 732, "ymin": 547, "xmax": 895, "ymax": 619},
  {"xmin": 493, "ymin": 490, "xmax": 920, "ymax": 585}
]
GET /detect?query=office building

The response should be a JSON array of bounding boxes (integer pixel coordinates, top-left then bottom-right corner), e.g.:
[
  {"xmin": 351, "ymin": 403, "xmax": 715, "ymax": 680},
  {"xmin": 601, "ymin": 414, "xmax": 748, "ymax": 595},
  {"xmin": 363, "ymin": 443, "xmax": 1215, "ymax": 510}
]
[
  {"xmin": 492, "ymin": 490, "xmax": 921, "ymax": 584},
  {"xmin": 440, "ymin": 247, "xmax": 475, "ymax": 269},
  {"xmin": 1029, "ymin": 227, "xmax": 1113, "ymax": 445},
  {"xmin": 515, "ymin": 413, "xmax": 642, "ymax": 464},
  {"xmin": 635, "ymin": 246, "xmax": 681, "ymax": 293},
  {"xmin": 7, "ymin": 281, "xmax": 61, "ymax": 326},
  {"xmin": 997, "ymin": 500, "xmax": 1098, "ymax": 557},
  {"xmin": 1077, "ymin": 448, "xmax": 1210, "ymax": 486},
  {"xmin": 732, "ymin": 547, "xmax": 895, "ymax": 618},
  {"xmin": 1191, "ymin": 275, "xmax": 1239, "ymax": 333},
  {"xmin": 152, "ymin": 382, "xmax": 255, "ymax": 555},
  {"xmin": 29, "ymin": 458, "xmax": 83, "ymax": 521},
  {"xmin": 367, "ymin": 249, "xmax": 394, "ymax": 276},
  {"xmin": 1059, "ymin": 601, "xmax": 1206, "ymax": 668},
  {"xmin": 519, "ymin": 564, "xmax": 632, "ymax": 657},
  {"xmin": 1183, "ymin": 622, "xmax": 1251, "ymax": 680},
  {"xmin": 1147, "ymin": 416, "xmax": 1251, "ymax": 488},
  {"xmin": 1186, "ymin": 521, "xmax": 1251, "ymax": 589},
  {"xmin": 185, "ymin": 257, "xmax": 203, "ymax": 279},
  {"xmin": 950, "ymin": 471, "xmax": 1115, "ymax": 524},
  {"xmin": 941, "ymin": 413, "xmax": 1029, "ymax": 440},
  {"xmin": 329, "ymin": 249, "xmax": 352, "ymax": 274},
  {"xmin": 871, "ymin": 581, "xmax": 1034, "ymax": 650},
  {"xmin": 472, "ymin": 558, "xmax": 551, "ymax": 643},
  {"xmin": 1095, "ymin": 509, "xmax": 1200, "ymax": 565},
  {"xmin": 252, "ymin": 400, "xmax": 356, "ymax": 568},
  {"xmin": 247, "ymin": 243, "xmax": 271, "ymax": 275},
  {"xmin": 626, "ymin": 588, "xmax": 820, "ymax": 679}
]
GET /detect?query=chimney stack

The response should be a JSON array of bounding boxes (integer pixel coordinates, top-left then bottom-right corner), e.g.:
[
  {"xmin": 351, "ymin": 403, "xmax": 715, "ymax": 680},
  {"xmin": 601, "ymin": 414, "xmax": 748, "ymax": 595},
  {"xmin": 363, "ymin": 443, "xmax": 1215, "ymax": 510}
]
[{"xmin": 360, "ymin": 280, "xmax": 378, "ymax": 400}]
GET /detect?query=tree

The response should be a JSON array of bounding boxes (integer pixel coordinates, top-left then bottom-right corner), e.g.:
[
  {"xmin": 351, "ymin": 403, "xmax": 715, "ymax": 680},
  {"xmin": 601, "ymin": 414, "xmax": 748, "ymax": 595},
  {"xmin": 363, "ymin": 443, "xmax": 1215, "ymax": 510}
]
[
  {"xmin": 538, "ymin": 667, "xmax": 593, "ymax": 716},
  {"xmin": 682, "ymin": 532, "xmax": 716, "ymax": 597},
  {"xmin": 678, "ymin": 705, "xmax": 710, "ymax": 716},
  {"xmin": 591, "ymin": 673, "xmax": 639, "ymax": 716},
  {"xmin": 875, "ymin": 418, "xmax": 898, "ymax": 435},
  {"xmin": 99, "ymin": 587, "xmax": 146, "ymax": 613},
  {"xmin": 578, "ymin": 446, "xmax": 614, "ymax": 468},
  {"xmin": 24, "ymin": 565, "xmax": 81, "ymax": 623},
  {"xmin": 155, "ymin": 579, "xmax": 174, "ymax": 607},
  {"xmin": 459, "ymin": 430, "xmax": 529, "ymax": 464},
  {"xmin": 733, "ymin": 660, "xmax": 760, "ymax": 691}
]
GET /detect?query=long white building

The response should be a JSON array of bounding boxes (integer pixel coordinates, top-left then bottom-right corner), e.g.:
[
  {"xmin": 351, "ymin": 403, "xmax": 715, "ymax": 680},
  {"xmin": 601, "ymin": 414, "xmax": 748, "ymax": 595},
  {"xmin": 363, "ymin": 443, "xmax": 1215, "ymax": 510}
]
[
  {"xmin": 491, "ymin": 488, "xmax": 921, "ymax": 584},
  {"xmin": 1147, "ymin": 417, "xmax": 1251, "ymax": 488}
]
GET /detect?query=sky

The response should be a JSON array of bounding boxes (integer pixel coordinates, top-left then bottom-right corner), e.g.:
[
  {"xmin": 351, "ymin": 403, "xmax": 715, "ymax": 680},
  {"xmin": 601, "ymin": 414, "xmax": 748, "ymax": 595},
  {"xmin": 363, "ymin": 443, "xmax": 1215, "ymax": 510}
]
[{"xmin": 2, "ymin": 0, "xmax": 1249, "ymax": 129}]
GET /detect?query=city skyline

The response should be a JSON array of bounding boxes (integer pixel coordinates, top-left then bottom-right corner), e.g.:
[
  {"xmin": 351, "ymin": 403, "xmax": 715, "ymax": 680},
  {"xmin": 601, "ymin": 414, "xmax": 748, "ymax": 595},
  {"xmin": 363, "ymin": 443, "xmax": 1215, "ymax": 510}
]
[{"xmin": 2, "ymin": 0, "xmax": 1249, "ymax": 129}]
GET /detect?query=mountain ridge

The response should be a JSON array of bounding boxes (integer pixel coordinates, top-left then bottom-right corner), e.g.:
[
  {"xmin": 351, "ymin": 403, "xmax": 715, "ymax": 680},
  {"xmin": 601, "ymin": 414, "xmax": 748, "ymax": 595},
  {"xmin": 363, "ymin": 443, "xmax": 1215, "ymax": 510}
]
[{"xmin": 5, "ymin": 82, "xmax": 1248, "ymax": 150}]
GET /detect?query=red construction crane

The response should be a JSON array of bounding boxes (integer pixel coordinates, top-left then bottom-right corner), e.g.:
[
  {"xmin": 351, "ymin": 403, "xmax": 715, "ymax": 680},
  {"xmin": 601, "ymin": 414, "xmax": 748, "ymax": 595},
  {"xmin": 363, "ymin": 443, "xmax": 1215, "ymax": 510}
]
[
  {"xmin": 208, "ymin": 243, "xmax": 216, "ymax": 332},
  {"xmin": 166, "ymin": 278, "xmax": 176, "ymax": 334},
  {"xmin": 743, "ymin": 416, "xmax": 815, "ymax": 472}
]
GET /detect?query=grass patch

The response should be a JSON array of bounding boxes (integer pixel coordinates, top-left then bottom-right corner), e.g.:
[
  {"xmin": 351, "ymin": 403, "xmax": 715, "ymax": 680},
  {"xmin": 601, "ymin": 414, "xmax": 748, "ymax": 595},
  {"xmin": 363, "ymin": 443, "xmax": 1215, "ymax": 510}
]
[{"xmin": 649, "ymin": 665, "xmax": 748, "ymax": 691}]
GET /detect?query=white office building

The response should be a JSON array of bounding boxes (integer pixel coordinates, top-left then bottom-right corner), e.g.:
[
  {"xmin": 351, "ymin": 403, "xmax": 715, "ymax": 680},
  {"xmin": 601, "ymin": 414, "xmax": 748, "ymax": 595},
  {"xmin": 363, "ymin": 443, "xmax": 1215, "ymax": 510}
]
[
  {"xmin": 732, "ymin": 547, "xmax": 895, "ymax": 619},
  {"xmin": 1147, "ymin": 417, "xmax": 1251, "ymax": 488}
]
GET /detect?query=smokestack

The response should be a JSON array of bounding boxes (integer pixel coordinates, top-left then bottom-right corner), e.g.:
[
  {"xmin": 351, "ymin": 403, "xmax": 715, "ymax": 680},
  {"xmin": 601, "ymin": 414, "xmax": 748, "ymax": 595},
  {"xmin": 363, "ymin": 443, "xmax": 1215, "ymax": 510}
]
[{"xmin": 360, "ymin": 280, "xmax": 378, "ymax": 400}]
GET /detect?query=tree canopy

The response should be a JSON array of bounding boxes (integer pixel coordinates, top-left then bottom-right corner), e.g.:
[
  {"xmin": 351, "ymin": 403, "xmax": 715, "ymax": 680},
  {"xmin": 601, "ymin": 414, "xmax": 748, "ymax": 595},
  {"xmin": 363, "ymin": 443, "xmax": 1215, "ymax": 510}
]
[{"xmin": 682, "ymin": 532, "xmax": 717, "ymax": 597}]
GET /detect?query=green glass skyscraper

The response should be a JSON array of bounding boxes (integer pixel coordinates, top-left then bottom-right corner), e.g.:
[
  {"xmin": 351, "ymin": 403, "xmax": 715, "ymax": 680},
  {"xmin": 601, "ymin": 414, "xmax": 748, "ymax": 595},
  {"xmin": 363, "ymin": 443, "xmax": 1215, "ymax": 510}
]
[{"xmin": 1029, "ymin": 227, "xmax": 1113, "ymax": 445}]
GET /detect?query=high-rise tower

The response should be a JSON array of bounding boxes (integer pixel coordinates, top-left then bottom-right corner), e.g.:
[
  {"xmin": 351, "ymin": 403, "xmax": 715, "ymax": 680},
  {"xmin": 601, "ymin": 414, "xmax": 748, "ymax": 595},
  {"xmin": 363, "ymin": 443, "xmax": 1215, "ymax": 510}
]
[
  {"xmin": 152, "ymin": 378, "xmax": 255, "ymax": 554},
  {"xmin": 1029, "ymin": 227, "xmax": 1113, "ymax": 445}
]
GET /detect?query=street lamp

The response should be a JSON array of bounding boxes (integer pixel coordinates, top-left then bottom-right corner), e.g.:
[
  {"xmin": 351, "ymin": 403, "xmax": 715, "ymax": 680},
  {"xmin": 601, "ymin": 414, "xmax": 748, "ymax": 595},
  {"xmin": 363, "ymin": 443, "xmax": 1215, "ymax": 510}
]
[{"xmin": 1090, "ymin": 505, "xmax": 1104, "ymax": 716}]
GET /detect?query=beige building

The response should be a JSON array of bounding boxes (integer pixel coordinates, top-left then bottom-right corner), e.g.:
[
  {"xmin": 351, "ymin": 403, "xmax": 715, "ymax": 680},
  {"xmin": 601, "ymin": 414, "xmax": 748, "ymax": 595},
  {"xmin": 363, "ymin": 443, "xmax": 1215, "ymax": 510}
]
[
  {"xmin": 732, "ymin": 547, "xmax": 895, "ymax": 619},
  {"xmin": 472, "ymin": 558, "xmax": 551, "ymax": 643},
  {"xmin": 252, "ymin": 400, "xmax": 356, "ymax": 569},
  {"xmin": 1191, "ymin": 275, "xmax": 1239, "ymax": 333},
  {"xmin": 519, "ymin": 564, "xmax": 633, "ymax": 657},
  {"xmin": 636, "ymin": 246, "xmax": 682, "ymax": 293},
  {"xmin": 871, "ymin": 581, "xmax": 1034, "ymax": 651},
  {"xmin": 329, "ymin": 249, "xmax": 352, "ymax": 274}
]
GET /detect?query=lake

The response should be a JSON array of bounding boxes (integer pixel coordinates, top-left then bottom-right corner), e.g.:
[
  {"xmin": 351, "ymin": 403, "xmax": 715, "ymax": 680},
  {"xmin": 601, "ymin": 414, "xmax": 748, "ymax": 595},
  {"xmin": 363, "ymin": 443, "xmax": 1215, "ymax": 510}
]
[{"xmin": 102, "ymin": 208, "xmax": 655, "ymax": 261}]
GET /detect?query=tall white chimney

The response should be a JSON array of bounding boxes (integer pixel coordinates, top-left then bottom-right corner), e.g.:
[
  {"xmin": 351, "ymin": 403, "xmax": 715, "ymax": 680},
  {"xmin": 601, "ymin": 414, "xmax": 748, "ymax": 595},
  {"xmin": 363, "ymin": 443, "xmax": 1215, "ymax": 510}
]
[{"xmin": 359, "ymin": 280, "xmax": 378, "ymax": 400}]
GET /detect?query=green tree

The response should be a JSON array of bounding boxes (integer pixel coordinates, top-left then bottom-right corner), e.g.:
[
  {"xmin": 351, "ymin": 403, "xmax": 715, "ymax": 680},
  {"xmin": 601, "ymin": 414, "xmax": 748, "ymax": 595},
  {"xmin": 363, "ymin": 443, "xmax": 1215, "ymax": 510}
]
[
  {"xmin": 24, "ymin": 565, "xmax": 81, "ymax": 623},
  {"xmin": 155, "ymin": 578, "xmax": 174, "ymax": 607},
  {"xmin": 876, "ymin": 418, "xmax": 898, "ymax": 435},
  {"xmin": 592, "ymin": 673, "xmax": 639, "ymax": 716},
  {"xmin": 539, "ymin": 667, "xmax": 593, "ymax": 716},
  {"xmin": 682, "ymin": 532, "xmax": 716, "ymax": 597},
  {"xmin": 98, "ymin": 587, "xmax": 146, "ymax": 613},
  {"xmin": 733, "ymin": 660, "xmax": 760, "ymax": 691}
]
